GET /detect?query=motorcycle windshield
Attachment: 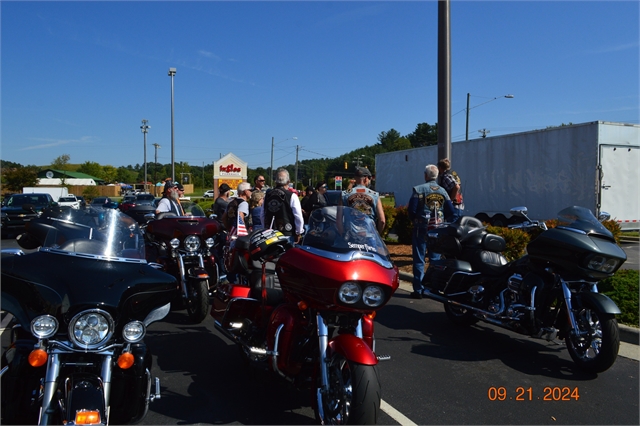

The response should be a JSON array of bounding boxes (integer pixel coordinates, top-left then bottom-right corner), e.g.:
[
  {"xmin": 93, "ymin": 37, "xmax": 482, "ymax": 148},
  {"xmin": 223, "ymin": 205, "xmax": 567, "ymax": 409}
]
[
  {"xmin": 38, "ymin": 207, "xmax": 146, "ymax": 262},
  {"xmin": 181, "ymin": 201, "xmax": 206, "ymax": 217},
  {"xmin": 304, "ymin": 206, "xmax": 390, "ymax": 258},
  {"xmin": 556, "ymin": 206, "xmax": 614, "ymax": 238}
]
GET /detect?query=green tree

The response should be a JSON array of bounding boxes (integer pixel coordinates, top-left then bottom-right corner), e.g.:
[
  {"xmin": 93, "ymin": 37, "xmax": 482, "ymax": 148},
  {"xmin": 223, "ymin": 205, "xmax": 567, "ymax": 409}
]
[
  {"xmin": 2, "ymin": 166, "xmax": 39, "ymax": 192},
  {"xmin": 406, "ymin": 122, "xmax": 438, "ymax": 147},
  {"xmin": 77, "ymin": 161, "xmax": 104, "ymax": 179},
  {"xmin": 116, "ymin": 167, "xmax": 138, "ymax": 184},
  {"xmin": 102, "ymin": 165, "xmax": 118, "ymax": 183},
  {"xmin": 51, "ymin": 154, "xmax": 71, "ymax": 170},
  {"xmin": 377, "ymin": 129, "xmax": 402, "ymax": 151}
]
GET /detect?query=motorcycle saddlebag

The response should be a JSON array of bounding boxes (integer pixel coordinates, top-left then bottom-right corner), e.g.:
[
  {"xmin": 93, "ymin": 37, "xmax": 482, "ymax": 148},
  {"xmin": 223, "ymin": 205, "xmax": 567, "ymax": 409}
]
[
  {"xmin": 427, "ymin": 227, "xmax": 462, "ymax": 256},
  {"xmin": 424, "ymin": 259, "xmax": 474, "ymax": 293}
]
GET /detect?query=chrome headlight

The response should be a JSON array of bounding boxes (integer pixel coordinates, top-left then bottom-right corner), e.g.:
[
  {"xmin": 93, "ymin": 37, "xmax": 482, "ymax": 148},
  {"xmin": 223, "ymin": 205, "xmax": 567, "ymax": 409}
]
[
  {"xmin": 205, "ymin": 237, "xmax": 215, "ymax": 248},
  {"xmin": 122, "ymin": 321, "xmax": 145, "ymax": 343},
  {"xmin": 184, "ymin": 235, "xmax": 201, "ymax": 252},
  {"xmin": 31, "ymin": 315, "xmax": 59, "ymax": 339},
  {"xmin": 170, "ymin": 238, "xmax": 180, "ymax": 249},
  {"xmin": 69, "ymin": 309, "xmax": 114, "ymax": 349},
  {"xmin": 587, "ymin": 255, "xmax": 620, "ymax": 273},
  {"xmin": 338, "ymin": 282, "xmax": 361, "ymax": 304},
  {"xmin": 362, "ymin": 285, "xmax": 384, "ymax": 307}
]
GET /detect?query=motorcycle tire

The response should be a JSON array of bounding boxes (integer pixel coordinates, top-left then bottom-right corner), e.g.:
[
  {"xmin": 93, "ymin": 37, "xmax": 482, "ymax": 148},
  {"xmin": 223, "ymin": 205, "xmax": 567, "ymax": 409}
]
[
  {"xmin": 565, "ymin": 300, "xmax": 619, "ymax": 373},
  {"xmin": 316, "ymin": 353, "xmax": 381, "ymax": 425},
  {"xmin": 444, "ymin": 303, "xmax": 479, "ymax": 326},
  {"xmin": 185, "ymin": 279, "xmax": 209, "ymax": 323}
]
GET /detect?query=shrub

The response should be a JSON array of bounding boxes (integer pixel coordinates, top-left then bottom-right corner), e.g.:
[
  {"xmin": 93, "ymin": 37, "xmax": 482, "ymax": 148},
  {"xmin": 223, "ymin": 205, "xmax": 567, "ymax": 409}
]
[
  {"xmin": 394, "ymin": 206, "xmax": 413, "ymax": 244},
  {"xmin": 381, "ymin": 204, "xmax": 396, "ymax": 239},
  {"xmin": 485, "ymin": 225, "xmax": 532, "ymax": 262},
  {"xmin": 601, "ymin": 219, "xmax": 622, "ymax": 244},
  {"xmin": 598, "ymin": 269, "xmax": 639, "ymax": 327}
]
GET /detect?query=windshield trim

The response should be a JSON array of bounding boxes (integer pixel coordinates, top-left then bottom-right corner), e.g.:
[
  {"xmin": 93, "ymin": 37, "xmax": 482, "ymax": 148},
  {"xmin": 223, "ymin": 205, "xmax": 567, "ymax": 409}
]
[
  {"xmin": 39, "ymin": 246, "xmax": 148, "ymax": 264},
  {"xmin": 299, "ymin": 245, "xmax": 394, "ymax": 269}
]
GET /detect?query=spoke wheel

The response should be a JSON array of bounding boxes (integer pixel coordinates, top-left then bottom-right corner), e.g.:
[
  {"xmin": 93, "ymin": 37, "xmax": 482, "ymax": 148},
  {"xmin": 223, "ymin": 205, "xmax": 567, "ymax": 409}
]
[
  {"xmin": 444, "ymin": 303, "xmax": 479, "ymax": 326},
  {"xmin": 316, "ymin": 353, "xmax": 380, "ymax": 425},
  {"xmin": 185, "ymin": 279, "xmax": 209, "ymax": 323},
  {"xmin": 565, "ymin": 302, "xmax": 619, "ymax": 373}
]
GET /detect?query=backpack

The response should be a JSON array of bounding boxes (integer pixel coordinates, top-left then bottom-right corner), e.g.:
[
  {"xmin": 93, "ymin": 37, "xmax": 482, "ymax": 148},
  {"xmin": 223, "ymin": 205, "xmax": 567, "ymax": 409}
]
[
  {"xmin": 448, "ymin": 170, "xmax": 464, "ymax": 206},
  {"xmin": 264, "ymin": 188, "xmax": 295, "ymax": 235}
]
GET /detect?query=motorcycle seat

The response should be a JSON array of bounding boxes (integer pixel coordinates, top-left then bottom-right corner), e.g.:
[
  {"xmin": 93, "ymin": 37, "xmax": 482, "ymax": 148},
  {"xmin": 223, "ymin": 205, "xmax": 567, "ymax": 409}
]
[{"xmin": 474, "ymin": 251, "xmax": 509, "ymax": 276}]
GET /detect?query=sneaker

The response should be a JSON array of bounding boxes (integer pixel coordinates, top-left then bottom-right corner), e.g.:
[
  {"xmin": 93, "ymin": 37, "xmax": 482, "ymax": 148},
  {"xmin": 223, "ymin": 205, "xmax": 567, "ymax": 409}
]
[{"xmin": 410, "ymin": 291, "xmax": 423, "ymax": 299}]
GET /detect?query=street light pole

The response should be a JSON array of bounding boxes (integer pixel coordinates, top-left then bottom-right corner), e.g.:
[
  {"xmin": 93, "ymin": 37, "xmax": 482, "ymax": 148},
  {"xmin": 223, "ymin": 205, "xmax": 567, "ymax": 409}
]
[
  {"xmin": 294, "ymin": 145, "xmax": 299, "ymax": 190},
  {"xmin": 140, "ymin": 119, "xmax": 150, "ymax": 193},
  {"xmin": 465, "ymin": 93, "xmax": 514, "ymax": 140},
  {"xmin": 153, "ymin": 143, "xmax": 161, "ymax": 193},
  {"xmin": 168, "ymin": 67, "xmax": 176, "ymax": 182}
]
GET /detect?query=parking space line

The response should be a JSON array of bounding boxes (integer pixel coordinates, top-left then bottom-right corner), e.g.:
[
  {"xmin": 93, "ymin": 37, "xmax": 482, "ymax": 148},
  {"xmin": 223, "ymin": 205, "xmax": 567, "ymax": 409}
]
[
  {"xmin": 381, "ymin": 399, "xmax": 418, "ymax": 426},
  {"xmin": 0, "ymin": 312, "xmax": 13, "ymax": 331}
]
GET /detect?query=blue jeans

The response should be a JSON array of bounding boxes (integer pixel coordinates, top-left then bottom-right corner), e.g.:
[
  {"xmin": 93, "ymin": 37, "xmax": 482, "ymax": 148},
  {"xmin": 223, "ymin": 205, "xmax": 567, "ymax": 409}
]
[
  {"xmin": 411, "ymin": 224, "xmax": 440, "ymax": 293},
  {"xmin": 451, "ymin": 206, "xmax": 464, "ymax": 222}
]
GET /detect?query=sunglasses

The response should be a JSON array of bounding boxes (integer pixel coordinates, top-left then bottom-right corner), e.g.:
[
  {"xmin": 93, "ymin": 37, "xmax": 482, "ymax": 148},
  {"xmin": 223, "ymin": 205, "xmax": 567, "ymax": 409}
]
[{"xmin": 257, "ymin": 179, "xmax": 265, "ymax": 182}]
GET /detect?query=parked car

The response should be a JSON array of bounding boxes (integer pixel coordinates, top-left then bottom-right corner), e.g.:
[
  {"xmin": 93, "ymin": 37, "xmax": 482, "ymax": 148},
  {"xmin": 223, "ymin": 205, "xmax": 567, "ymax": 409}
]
[
  {"xmin": 118, "ymin": 195, "xmax": 138, "ymax": 213},
  {"xmin": 1, "ymin": 193, "xmax": 56, "ymax": 237},
  {"xmin": 121, "ymin": 193, "xmax": 157, "ymax": 224},
  {"xmin": 203, "ymin": 190, "xmax": 215, "ymax": 198},
  {"xmin": 89, "ymin": 196, "xmax": 117, "ymax": 209},
  {"xmin": 58, "ymin": 194, "xmax": 81, "ymax": 209},
  {"xmin": 76, "ymin": 195, "xmax": 87, "ymax": 209}
]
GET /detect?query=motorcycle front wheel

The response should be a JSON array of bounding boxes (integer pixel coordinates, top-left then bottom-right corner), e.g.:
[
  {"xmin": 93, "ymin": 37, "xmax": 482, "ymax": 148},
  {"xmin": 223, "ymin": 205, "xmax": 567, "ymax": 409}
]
[
  {"xmin": 185, "ymin": 279, "xmax": 209, "ymax": 323},
  {"xmin": 565, "ymin": 300, "xmax": 619, "ymax": 373},
  {"xmin": 316, "ymin": 353, "xmax": 381, "ymax": 425}
]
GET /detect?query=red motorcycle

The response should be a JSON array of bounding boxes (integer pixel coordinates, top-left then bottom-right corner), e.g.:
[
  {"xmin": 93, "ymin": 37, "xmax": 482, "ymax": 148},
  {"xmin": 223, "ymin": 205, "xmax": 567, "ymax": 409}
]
[
  {"xmin": 144, "ymin": 202, "xmax": 225, "ymax": 323},
  {"xmin": 212, "ymin": 206, "xmax": 399, "ymax": 424}
]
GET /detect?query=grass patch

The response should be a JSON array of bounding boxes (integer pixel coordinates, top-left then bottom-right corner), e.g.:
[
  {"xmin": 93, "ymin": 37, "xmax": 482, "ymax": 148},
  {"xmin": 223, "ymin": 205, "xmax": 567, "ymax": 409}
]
[{"xmin": 599, "ymin": 269, "xmax": 639, "ymax": 327}]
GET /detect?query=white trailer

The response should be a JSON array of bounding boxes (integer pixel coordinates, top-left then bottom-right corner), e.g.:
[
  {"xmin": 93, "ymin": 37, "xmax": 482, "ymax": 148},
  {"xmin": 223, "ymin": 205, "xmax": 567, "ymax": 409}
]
[
  {"xmin": 23, "ymin": 186, "xmax": 69, "ymax": 202},
  {"xmin": 375, "ymin": 121, "xmax": 639, "ymax": 230}
]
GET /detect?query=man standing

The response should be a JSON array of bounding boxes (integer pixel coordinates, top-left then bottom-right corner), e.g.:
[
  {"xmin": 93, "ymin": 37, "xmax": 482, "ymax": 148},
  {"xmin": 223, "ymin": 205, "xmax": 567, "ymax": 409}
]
[
  {"xmin": 213, "ymin": 183, "xmax": 231, "ymax": 220},
  {"xmin": 342, "ymin": 167, "xmax": 386, "ymax": 235},
  {"xmin": 407, "ymin": 164, "xmax": 454, "ymax": 299},
  {"xmin": 252, "ymin": 175, "xmax": 266, "ymax": 193},
  {"xmin": 221, "ymin": 182, "xmax": 252, "ymax": 237},
  {"xmin": 437, "ymin": 158, "xmax": 464, "ymax": 221},
  {"xmin": 261, "ymin": 168, "xmax": 304, "ymax": 243},
  {"xmin": 155, "ymin": 181, "xmax": 184, "ymax": 216}
]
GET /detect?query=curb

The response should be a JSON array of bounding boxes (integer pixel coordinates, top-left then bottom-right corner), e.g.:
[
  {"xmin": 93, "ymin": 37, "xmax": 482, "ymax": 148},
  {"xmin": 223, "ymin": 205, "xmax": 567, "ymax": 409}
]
[{"xmin": 398, "ymin": 271, "xmax": 639, "ymax": 345}]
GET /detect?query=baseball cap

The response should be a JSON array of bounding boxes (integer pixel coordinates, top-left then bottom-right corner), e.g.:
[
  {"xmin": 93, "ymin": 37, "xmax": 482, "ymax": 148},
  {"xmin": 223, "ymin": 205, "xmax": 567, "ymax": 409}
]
[
  {"xmin": 354, "ymin": 167, "xmax": 372, "ymax": 177},
  {"xmin": 175, "ymin": 182, "xmax": 184, "ymax": 191},
  {"xmin": 164, "ymin": 181, "xmax": 176, "ymax": 192},
  {"xmin": 219, "ymin": 183, "xmax": 231, "ymax": 193}
]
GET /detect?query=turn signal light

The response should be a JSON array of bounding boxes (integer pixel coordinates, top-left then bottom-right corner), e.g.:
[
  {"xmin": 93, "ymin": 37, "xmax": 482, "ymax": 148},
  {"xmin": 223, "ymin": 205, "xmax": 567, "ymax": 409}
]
[
  {"xmin": 75, "ymin": 410, "xmax": 101, "ymax": 425},
  {"xmin": 297, "ymin": 301, "xmax": 308, "ymax": 311},
  {"xmin": 117, "ymin": 352, "xmax": 135, "ymax": 369},
  {"xmin": 197, "ymin": 273, "xmax": 208, "ymax": 278},
  {"xmin": 366, "ymin": 312, "xmax": 377, "ymax": 320},
  {"xmin": 28, "ymin": 349, "xmax": 48, "ymax": 367}
]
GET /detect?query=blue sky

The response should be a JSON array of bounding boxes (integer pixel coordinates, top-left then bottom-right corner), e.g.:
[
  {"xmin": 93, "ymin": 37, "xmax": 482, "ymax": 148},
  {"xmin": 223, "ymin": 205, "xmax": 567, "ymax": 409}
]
[{"xmin": 1, "ymin": 1, "xmax": 638, "ymax": 171}]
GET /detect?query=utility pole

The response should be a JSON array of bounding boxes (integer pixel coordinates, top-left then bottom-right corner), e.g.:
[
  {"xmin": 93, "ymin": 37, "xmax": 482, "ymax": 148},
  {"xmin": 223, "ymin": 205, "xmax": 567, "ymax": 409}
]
[
  {"xmin": 294, "ymin": 145, "xmax": 300, "ymax": 190},
  {"xmin": 141, "ymin": 119, "xmax": 150, "ymax": 193},
  {"xmin": 479, "ymin": 129, "xmax": 490, "ymax": 138},
  {"xmin": 352, "ymin": 155, "xmax": 365, "ymax": 167},
  {"xmin": 153, "ymin": 143, "xmax": 161, "ymax": 191}
]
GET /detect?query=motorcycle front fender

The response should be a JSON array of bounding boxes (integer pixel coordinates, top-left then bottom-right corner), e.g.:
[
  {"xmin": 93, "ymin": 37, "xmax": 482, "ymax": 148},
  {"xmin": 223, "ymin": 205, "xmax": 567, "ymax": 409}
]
[
  {"xmin": 328, "ymin": 334, "xmax": 378, "ymax": 366},
  {"xmin": 65, "ymin": 374, "xmax": 107, "ymax": 424},
  {"xmin": 187, "ymin": 266, "xmax": 209, "ymax": 280},
  {"xmin": 577, "ymin": 292, "xmax": 621, "ymax": 315}
]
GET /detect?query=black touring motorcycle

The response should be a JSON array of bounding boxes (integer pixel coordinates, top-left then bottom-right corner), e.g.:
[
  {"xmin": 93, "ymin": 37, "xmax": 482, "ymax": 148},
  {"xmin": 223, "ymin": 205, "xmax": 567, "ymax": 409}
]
[
  {"xmin": 1, "ymin": 206, "xmax": 177, "ymax": 424},
  {"xmin": 423, "ymin": 206, "xmax": 626, "ymax": 373}
]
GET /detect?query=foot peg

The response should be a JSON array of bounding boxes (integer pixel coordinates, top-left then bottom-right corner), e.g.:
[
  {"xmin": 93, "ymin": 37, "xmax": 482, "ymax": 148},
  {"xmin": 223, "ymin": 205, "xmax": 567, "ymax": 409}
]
[{"xmin": 376, "ymin": 354, "xmax": 391, "ymax": 362}]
